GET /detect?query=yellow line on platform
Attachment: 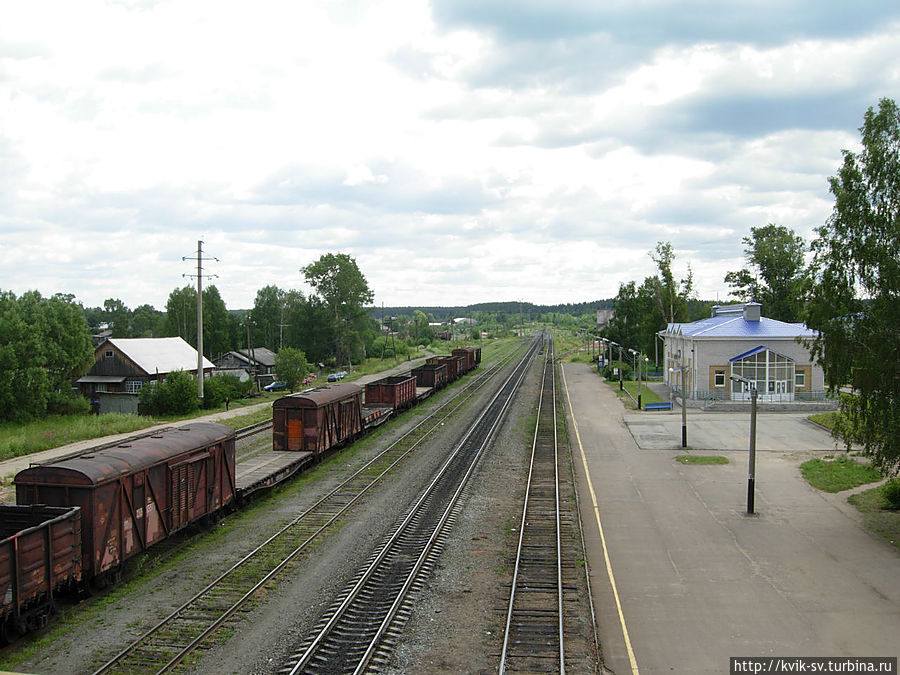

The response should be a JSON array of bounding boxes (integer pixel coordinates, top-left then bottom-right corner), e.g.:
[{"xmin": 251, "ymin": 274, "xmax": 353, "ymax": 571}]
[{"xmin": 560, "ymin": 366, "xmax": 640, "ymax": 675}]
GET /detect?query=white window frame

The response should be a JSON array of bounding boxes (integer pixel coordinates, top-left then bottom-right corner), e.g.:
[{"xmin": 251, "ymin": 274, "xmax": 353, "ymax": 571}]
[
  {"xmin": 125, "ymin": 380, "xmax": 143, "ymax": 394},
  {"xmin": 714, "ymin": 370, "xmax": 726, "ymax": 388},
  {"xmin": 795, "ymin": 370, "xmax": 806, "ymax": 388}
]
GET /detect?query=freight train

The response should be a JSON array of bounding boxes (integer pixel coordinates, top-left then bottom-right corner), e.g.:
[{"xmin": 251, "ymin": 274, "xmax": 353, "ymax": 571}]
[{"xmin": 0, "ymin": 347, "xmax": 480, "ymax": 643}]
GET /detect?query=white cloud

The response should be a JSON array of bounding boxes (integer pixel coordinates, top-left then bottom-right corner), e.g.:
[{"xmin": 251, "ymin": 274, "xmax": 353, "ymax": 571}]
[{"xmin": 0, "ymin": 1, "xmax": 897, "ymax": 310}]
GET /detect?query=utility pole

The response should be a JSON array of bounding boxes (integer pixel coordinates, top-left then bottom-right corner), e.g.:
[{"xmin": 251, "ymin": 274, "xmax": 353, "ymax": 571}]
[
  {"xmin": 182, "ymin": 240, "xmax": 217, "ymax": 399},
  {"xmin": 245, "ymin": 316, "xmax": 257, "ymax": 390}
]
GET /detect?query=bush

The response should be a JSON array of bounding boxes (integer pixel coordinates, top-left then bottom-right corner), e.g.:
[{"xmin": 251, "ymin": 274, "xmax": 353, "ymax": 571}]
[
  {"xmin": 203, "ymin": 374, "xmax": 250, "ymax": 409},
  {"xmin": 602, "ymin": 360, "xmax": 633, "ymax": 381},
  {"xmin": 46, "ymin": 390, "xmax": 91, "ymax": 416},
  {"xmin": 882, "ymin": 478, "xmax": 900, "ymax": 509},
  {"xmin": 139, "ymin": 371, "xmax": 199, "ymax": 416}
]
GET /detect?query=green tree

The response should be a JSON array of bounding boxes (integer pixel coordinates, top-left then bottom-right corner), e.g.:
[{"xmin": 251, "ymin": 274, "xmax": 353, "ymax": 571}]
[
  {"xmin": 274, "ymin": 347, "xmax": 310, "ymax": 392},
  {"xmin": 103, "ymin": 298, "xmax": 132, "ymax": 337},
  {"xmin": 302, "ymin": 253, "xmax": 374, "ymax": 367},
  {"xmin": 0, "ymin": 291, "xmax": 93, "ymax": 421},
  {"xmin": 805, "ymin": 97, "xmax": 900, "ymax": 474},
  {"xmin": 164, "ymin": 285, "xmax": 198, "ymax": 345},
  {"xmin": 131, "ymin": 303, "xmax": 164, "ymax": 337},
  {"xmin": 649, "ymin": 241, "xmax": 693, "ymax": 324},
  {"xmin": 202, "ymin": 285, "xmax": 237, "ymax": 359},
  {"xmin": 725, "ymin": 224, "xmax": 807, "ymax": 321},
  {"xmin": 251, "ymin": 285, "xmax": 286, "ymax": 350}
]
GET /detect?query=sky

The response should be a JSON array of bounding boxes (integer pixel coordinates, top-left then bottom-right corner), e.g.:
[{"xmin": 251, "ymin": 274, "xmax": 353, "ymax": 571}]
[{"xmin": 1, "ymin": 1, "xmax": 898, "ymax": 311}]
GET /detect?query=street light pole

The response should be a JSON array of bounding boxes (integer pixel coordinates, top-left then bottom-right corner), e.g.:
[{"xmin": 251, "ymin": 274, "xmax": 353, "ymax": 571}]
[
  {"xmin": 612, "ymin": 342, "xmax": 623, "ymax": 390},
  {"xmin": 731, "ymin": 374, "xmax": 759, "ymax": 514},
  {"xmin": 669, "ymin": 362, "xmax": 688, "ymax": 447}
]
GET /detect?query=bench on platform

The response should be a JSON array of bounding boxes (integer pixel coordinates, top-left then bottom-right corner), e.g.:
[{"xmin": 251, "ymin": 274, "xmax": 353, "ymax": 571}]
[{"xmin": 644, "ymin": 401, "xmax": 672, "ymax": 411}]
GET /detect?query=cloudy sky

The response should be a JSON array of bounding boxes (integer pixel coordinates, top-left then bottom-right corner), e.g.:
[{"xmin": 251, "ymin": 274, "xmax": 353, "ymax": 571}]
[{"xmin": 1, "ymin": 1, "xmax": 898, "ymax": 311}]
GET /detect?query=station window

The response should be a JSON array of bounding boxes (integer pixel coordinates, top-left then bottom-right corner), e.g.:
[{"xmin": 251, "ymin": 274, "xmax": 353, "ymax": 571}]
[
  {"xmin": 795, "ymin": 371, "xmax": 806, "ymax": 388},
  {"xmin": 714, "ymin": 370, "xmax": 726, "ymax": 387},
  {"xmin": 125, "ymin": 380, "xmax": 143, "ymax": 394}
]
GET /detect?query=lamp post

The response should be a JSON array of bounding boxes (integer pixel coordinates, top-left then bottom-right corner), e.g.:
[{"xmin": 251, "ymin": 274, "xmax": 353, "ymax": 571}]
[
  {"xmin": 669, "ymin": 362, "xmax": 688, "ymax": 447},
  {"xmin": 638, "ymin": 355, "xmax": 647, "ymax": 410},
  {"xmin": 628, "ymin": 348, "xmax": 642, "ymax": 409},
  {"xmin": 611, "ymin": 342, "xmax": 623, "ymax": 390},
  {"xmin": 731, "ymin": 374, "xmax": 759, "ymax": 515}
]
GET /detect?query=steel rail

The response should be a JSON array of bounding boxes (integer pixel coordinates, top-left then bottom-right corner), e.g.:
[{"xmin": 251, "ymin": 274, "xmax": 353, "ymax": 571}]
[
  {"xmin": 282, "ymin": 337, "xmax": 540, "ymax": 675},
  {"xmin": 91, "ymin": 344, "xmax": 521, "ymax": 675},
  {"xmin": 500, "ymin": 332, "xmax": 565, "ymax": 673}
]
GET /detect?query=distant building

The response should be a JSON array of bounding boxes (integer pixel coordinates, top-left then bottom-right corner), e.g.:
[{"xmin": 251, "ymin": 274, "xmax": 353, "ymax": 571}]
[
  {"xmin": 596, "ymin": 308, "xmax": 614, "ymax": 329},
  {"xmin": 453, "ymin": 317, "xmax": 476, "ymax": 325},
  {"xmin": 660, "ymin": 303, "xmax": 826, "ymax": 403},
  {"xmin": 214, "ymin": 347, "xmax": 277, "ymax": 376}
]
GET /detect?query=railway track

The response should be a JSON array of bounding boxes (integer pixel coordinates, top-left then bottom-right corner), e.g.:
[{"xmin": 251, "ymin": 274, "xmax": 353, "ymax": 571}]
[
  {"xmin": 277, "ymin": 337, "xmax": 541, "ymax": 674},
  {"xmin": 90, "ymin": 344, "xmax": 525, "ymax": 675},
  {"xmin": 500, "ymin": 335, "xmax": 564, "ymax": 673}
]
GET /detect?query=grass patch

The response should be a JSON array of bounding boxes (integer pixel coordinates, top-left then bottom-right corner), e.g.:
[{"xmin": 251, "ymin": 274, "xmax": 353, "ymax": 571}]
[
  {"xmin": 676, "ymin": 455, "xmax": 729, "ymax": 465},
  {"xmin": 622, "ymin": 381, "xmax": 665, "ymax": 406},
  {"xmin": 848, "ymin": 487, "xmax": 900, "ymax": 552},
  {"xmin": 808, "ymin": 411, "xmax": 842, "ymax": 432},
  {"xmin": 800, "ymin": 454, "xmax": 882, "ymax": 493}
]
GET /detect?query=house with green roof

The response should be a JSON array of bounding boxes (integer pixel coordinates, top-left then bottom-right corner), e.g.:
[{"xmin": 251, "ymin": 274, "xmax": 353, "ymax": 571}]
[{"xmin": 660, "ymin": 303, "xmax": 826, "ymax": 403}]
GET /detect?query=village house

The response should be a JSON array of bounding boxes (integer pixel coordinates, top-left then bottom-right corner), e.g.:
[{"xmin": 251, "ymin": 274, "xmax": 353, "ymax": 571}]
[{"xmin": 77, "ymin": 337, "xmax": 214, "ymax": 414}]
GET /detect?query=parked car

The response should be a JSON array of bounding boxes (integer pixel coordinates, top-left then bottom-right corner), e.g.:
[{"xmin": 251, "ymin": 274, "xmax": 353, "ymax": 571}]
[
  {"xmin": 327, "ymin": 371, "xmax": 348, "ymax": 382},
  {"xmin": 263, "ymin": 381, "xmax": 288, "ymax": 392}
]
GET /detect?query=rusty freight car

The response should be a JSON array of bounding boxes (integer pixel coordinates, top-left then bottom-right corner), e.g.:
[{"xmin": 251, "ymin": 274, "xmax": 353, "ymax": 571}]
[
  {"xmin": 411, "ymin": 362, "xmax": 447, "ymax": 390},
  {"xmin": 272, "ymin": 382, "xmax": 365, "ymax": 453},
  {"xmin": 427, "ymin": 355, "xmax": 465, "ymax": 383},
  {"xmin": 14, "ymin": 423, "xmax": 236, "ymax": 585},
  {"xmin": 451, "ymin": 347, "xmax": 476, "ymax": 375},
  {"xmin": 0, "ymin": 505, "xmax": 82, "ymax": 642},
  {"xmin": 364, "ymin": 374, "xmax": 417, "ymax": 411}
]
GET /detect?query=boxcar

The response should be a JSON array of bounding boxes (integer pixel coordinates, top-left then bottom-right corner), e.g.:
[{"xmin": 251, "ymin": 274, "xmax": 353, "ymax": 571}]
[
  {"xmin": 364, "ymin": 374, "xmax": 417, "ymax": 411},
  {"xmin": 427, "ymin": 355, "xmax": 465, "ymax": 383},
  {"xmin": 14, "ymin": 423, "xmax": 236, "ymax": 583},
  {"xmin": 451, "ymin": 347, "xmax": 476, "ymax": 375},
  {"xmin": 412, "ymin": 363, "xmax": 448, "ymax": 391},
  {"xmin": 0, "ymin": 505, "xmax": 82, "ymax": 641},
  {"xmin": 273, "ymin": 382, "xmax": 364, "ymax": 453}
]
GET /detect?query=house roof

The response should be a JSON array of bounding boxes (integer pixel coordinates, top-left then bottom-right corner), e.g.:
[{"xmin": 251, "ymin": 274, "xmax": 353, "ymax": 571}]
[
  {"xmin": 102, "ymin": 337, "xmax": 215, "ymax": 375},
  {"xmin": 237, "ymin": 347, "xmax": 276, "ymax": 367},
  {"xmin": 663, "ymin": 315, "xmax": 817, "ymax": 340}
]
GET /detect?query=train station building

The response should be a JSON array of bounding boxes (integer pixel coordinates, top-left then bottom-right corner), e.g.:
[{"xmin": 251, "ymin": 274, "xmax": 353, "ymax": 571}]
[{"xmin": 660, "ymin": 303, "xmax": 827, "ymax": 404}]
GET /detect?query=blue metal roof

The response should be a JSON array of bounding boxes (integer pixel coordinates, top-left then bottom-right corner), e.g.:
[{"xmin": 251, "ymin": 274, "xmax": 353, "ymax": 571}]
[{"xmin": 665, "ymin": 315, "xmax": 816, "ymax": 339}]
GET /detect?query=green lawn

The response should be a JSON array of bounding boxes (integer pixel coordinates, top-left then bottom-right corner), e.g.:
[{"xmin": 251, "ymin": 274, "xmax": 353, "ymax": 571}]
[
  {"xmin": 848, "ymin": 487, "xmax": 900, "ymax": 552},
  {"xmin": 800, "ymin": 454, "xmax": 882, "ymax": 493}
]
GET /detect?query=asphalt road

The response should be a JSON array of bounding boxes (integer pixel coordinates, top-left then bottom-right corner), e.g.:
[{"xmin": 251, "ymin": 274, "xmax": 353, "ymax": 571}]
[{"xmin": 561, "ymin": 363, "xmax": 900, "ymax": 675}]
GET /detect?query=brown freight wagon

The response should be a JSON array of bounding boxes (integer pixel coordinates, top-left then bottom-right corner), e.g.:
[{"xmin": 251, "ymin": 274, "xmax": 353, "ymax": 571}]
[
  {"xmin": 273, "ymin": 382, "xmax": 364, "ymax": 453},
  {"xmin": 427, "ymin": 355, "xmax": 465, "ymax": 382},
  {"xmin": 364, "ymin": 374, "xmax": 417, "ymax": 411},
  {"xmin": 14, "ymin": 423, "xmax": 236, "ymax": 584},
  {"xmin": 411, "ymin": 363, "xmax": 448, "ymax": 391},
  {"xmin": 451, "ymin": 347, "xmax": 476, "ymax": 374},
  {"xmin": 0, "ymin": 505, "xmax": 82, "ymax": 642}
]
